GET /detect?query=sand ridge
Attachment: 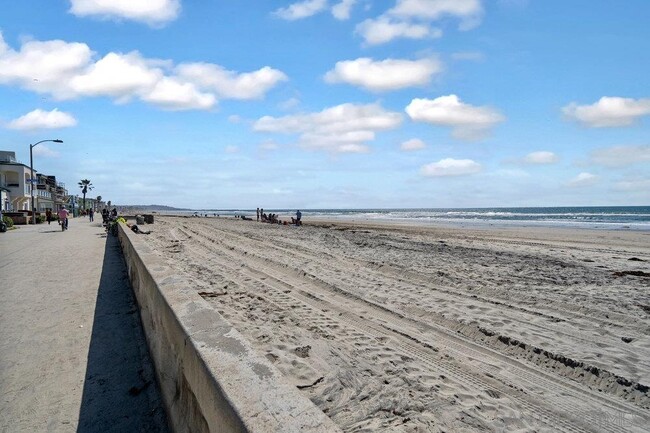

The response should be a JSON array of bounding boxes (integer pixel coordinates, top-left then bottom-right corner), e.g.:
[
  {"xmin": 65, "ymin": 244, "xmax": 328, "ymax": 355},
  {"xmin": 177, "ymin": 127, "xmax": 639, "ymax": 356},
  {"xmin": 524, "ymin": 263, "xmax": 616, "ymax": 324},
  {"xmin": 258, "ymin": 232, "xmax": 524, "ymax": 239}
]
[{"xmin": 138, "ymin": 216, "xmax": 649, "ymax": 432}]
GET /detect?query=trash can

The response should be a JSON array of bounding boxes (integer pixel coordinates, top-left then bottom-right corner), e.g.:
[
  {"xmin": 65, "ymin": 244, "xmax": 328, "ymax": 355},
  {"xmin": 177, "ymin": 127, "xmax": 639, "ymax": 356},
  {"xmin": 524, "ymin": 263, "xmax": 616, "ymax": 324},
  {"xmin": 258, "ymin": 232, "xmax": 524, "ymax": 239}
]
[
  {"xmin": 144, "ymin": 214, "xmax": 154, "ymax": 224},
  {"xmin": 136, "ymin": 215, "xmax": 145, "ymax": 225}
]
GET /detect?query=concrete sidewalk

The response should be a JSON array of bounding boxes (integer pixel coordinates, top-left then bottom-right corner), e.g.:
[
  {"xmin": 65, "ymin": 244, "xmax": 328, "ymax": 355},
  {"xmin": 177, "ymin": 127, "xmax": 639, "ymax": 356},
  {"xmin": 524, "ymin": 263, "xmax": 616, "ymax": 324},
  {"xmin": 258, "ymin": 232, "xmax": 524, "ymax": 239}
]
[{"xmin": 0, "ymin": 218, "xmax": 168, "ymax": 432}]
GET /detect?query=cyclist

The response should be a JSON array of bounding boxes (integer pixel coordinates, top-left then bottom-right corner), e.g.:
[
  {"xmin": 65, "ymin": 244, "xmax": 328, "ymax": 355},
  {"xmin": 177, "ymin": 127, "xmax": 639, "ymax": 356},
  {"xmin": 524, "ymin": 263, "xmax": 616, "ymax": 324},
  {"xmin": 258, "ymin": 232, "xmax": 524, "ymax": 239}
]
[{"xmin": 58, "ymin": 206, "xmax": 69, "ymax": 231}]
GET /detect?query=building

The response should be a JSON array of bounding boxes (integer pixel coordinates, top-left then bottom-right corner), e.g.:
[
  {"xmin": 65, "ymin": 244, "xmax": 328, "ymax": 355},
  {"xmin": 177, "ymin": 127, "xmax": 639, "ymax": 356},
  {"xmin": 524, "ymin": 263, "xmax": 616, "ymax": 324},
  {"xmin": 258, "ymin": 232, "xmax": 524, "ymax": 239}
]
[{"xmin": 0, "ymin": 150, "xmax": 68, "ymax": 216}]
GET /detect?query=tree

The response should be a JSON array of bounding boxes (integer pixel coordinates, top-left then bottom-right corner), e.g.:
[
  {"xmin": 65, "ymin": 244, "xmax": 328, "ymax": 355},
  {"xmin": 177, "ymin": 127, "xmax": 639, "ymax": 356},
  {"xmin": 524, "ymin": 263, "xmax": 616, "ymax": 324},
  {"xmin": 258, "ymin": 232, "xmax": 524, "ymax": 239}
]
[{"xmin": 78, "ymin": 179, "xmax": 93, "ymax": 211}]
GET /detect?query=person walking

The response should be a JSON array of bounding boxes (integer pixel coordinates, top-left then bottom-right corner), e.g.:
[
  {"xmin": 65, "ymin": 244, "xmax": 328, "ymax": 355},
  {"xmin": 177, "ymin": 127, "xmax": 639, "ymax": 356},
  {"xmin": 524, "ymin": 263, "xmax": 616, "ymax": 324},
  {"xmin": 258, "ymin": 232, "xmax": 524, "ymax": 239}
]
[
  {"xmin": 46, "ymin": 209, "xmax": 52, "ymax": 225},
  {"xmin": 58, "ymin": 206, "xmax": 69, "ymax": 230},
  {"xmin": 256, "ymin": 208, "xmax": 260, "ymax": 221},
  {"xmin": 89, "ymin": 209, "xmax": 94, "ymax": 222}
]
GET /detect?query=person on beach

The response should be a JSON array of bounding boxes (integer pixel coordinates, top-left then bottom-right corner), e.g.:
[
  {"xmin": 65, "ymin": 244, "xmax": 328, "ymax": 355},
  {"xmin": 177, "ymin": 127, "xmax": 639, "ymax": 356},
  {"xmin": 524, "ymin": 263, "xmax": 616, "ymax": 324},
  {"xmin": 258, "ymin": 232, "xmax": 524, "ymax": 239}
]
[
  {"xmin": 127, "ymin": 222, "xmax": 151, "ymax": 234},
  {"xmin": 292, "ymin": 210, "xmax": 302, "ymax": 225},
  {"xmin": 58, "ymin": 206, "xmax": 69, "ymax": 230},
  {"xmin": 257, "ymin": 208, "xmax": 260, "ymax": 221}
]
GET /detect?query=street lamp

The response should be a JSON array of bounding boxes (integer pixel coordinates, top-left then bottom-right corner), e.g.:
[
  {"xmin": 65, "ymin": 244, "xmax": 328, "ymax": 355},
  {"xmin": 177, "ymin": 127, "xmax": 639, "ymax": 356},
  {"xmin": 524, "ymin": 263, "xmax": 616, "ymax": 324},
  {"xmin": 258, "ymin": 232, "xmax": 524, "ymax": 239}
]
[{"xmin": 30, "ymin": 139, "xmax": 63, "ymax": 225}]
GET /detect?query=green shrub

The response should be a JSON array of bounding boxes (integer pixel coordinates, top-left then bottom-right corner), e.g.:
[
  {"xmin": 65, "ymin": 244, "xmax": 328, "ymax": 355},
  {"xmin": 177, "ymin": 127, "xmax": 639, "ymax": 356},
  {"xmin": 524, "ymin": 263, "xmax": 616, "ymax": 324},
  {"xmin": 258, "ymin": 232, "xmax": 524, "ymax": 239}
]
[
  {"xmin": 2, "ymin": 215, "xmax": 14, "ymax": 228},
  {"xmin": 37, "ymin": 215, "xmax": 46, "ymax": 224}
]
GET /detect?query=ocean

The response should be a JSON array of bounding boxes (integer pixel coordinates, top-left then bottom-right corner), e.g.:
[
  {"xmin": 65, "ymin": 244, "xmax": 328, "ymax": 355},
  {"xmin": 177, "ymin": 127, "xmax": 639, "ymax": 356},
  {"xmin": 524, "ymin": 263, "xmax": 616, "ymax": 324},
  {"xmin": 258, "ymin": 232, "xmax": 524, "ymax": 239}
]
[{"xmin": 177, "ymin": 206, "xmax": 650, "ymax": 231}]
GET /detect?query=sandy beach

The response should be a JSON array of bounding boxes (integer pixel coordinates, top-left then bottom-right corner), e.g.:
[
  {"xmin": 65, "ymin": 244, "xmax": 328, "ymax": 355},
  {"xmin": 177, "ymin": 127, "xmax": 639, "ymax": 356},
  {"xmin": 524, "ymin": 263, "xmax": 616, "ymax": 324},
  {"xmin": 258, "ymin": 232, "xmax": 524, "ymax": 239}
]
[{"xmin": 136, "ymin": 215, "xmax": 649, "ymax": 432}]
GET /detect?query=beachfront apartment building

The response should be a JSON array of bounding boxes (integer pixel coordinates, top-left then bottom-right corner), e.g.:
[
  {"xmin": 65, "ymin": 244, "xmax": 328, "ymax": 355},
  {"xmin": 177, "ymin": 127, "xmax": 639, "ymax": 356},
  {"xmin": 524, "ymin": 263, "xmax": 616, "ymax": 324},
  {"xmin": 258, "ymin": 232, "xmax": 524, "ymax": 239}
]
[{"xmin": 0, "ymin": 151, "xmax": 68, "ymax": 215}]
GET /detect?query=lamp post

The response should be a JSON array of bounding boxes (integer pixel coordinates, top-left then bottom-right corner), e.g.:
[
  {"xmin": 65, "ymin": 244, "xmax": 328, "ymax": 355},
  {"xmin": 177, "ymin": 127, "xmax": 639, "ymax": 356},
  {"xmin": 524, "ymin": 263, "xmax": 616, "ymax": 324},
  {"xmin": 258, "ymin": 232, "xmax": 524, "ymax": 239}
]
[{"xmin": 30, "ymin": 139, "xmax": 63, "ymax": 225}]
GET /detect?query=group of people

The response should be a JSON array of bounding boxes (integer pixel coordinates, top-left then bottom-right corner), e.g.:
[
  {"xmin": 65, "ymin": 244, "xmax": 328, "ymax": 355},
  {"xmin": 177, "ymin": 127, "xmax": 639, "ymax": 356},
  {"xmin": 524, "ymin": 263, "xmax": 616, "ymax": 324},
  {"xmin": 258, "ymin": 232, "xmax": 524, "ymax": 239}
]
[
  {"xmin": 255, "ymin": 208, "xmax": 302, "ymax": 226},
  {"xmin": 45, "ymin": 207, "xmax": 70, "ymax": 230}
]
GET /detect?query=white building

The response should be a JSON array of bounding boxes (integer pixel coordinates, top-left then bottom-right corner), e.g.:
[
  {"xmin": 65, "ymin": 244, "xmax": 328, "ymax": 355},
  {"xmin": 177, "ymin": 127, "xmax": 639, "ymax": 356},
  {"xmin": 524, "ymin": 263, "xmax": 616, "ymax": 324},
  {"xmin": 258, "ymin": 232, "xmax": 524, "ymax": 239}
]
[{"xmin": 0, "ymin": 151, "xmax": 68, "ymax": 215}]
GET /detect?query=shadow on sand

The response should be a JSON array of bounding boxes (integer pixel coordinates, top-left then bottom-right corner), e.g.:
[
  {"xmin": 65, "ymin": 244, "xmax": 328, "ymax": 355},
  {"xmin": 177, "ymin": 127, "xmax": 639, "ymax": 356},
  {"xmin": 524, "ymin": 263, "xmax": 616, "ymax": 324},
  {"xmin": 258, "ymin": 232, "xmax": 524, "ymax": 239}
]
[{"xmin": 76, "ymin": 234, "xmax": 168, "ymax": 432}]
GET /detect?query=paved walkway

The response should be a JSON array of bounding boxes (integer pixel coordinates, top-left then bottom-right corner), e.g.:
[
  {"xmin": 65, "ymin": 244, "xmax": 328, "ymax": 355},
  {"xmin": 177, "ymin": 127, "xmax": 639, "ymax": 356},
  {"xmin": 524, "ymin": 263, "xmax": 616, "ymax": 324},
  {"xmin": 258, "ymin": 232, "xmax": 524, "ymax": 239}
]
[{"xmin": 0, "ymin": 217, "xmax": 168, "ymax": 432}]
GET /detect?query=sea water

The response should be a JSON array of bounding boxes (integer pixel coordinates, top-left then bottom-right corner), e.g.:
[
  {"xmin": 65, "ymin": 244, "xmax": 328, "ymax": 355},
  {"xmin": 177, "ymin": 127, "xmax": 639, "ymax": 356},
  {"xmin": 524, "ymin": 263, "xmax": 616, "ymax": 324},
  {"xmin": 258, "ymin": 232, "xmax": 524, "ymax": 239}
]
[{"xmin": 181, "ymin": 206, "xmax": 650, "ymax": 231}]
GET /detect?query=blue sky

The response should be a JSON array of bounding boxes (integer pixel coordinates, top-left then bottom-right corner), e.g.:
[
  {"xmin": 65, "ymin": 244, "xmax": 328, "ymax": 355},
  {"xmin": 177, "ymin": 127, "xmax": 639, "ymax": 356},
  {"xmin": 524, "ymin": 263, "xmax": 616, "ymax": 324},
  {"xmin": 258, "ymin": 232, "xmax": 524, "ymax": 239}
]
[{"xmin": 1, "ymin": 0, "xmax": 648, "ymax": 209}]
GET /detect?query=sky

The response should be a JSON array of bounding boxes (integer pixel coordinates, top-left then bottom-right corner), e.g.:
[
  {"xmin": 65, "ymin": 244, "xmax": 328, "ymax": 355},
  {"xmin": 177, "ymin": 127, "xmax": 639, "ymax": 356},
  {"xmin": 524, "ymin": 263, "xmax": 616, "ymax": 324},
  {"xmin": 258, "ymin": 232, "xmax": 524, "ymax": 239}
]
[{"xmin": 0, "ymin": 0, "xmax": 649, "ymax": 210}]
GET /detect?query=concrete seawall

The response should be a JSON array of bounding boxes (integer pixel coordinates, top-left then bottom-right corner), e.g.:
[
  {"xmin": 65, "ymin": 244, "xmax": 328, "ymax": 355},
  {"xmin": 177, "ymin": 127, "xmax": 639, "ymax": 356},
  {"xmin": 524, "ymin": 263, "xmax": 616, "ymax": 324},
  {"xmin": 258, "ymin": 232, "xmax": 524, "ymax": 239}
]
[{"xmin": 117, "ymin": 223, "xmax": 340, "ymax": 433}]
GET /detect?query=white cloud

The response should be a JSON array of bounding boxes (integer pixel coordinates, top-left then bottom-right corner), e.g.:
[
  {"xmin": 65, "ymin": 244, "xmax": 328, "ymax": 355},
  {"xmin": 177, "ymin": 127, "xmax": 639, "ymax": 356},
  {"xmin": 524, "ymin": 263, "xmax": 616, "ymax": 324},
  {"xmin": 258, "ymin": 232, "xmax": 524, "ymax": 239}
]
[
  {"xmin": 253, "ymin": 103, "xmax": 402, "ymax": 153},
  {"xmin": 589, "ymin": 145, "xmax": 650, "ymax": 167},
  {"xmin": 567, "ymin": 172, "xmax": 598, "ymax": 187},
  {"xmin": 68, "ymin": 0, "xmax": 181, "ymax": 26},
  {"xmin": 274, "ymin": 0, "xmax": 328, "ymax": 20},
  {"xmin": 0, "ymin": 34, "xmax": 285, "ymax": 111},
  {"xmin": 225, "ymin": 145, "xmax": 239, "ymax": 154},
  {"xmin": 356, "ymin": 0, "xmax": 482, "ymax": 45},
  {"xmin": 400, "ymin": 138, "xmax": 426, "ymax": 151},
  {"xmin": 140, "ymin": 77, "xmax": 215, "ymax": 111},
  {"xmin": 70, "ymin": 51, "xmax": 163, "ymax": 101},
  {"xmin": 563, "ymin": 96, "xmax": 650, "ymax": 127},
  {"xmin": 176, "ymin": 64, "xmax": 287, "ymax": 100},
  {"xmin": 7, "ymin": 108, "xmax": 77, "ymax": 130},
  {"xmin": 0, "ymin": 35, "xmax": 92, "ymax": 98},
  {"xmin": 389, "ymin": 0, "xmax": 483, "ymax": 29},
  {"xmin": 332, "ymin": 0, "xmax": 357, "ymax": 19},
  {"xmin": 324, "ymin": 57, "xmax": 442, "ymax": 92},
  {"xmin": 523, "ymin": 151, "xmax": 558, "ymax": 164},
  {"xmin": 405, "ymin": 95, "xmax": 504, "ymax": 140},
  {"xmin": 421, "ymin": 158, "xmax": 481, "ymax": 176},
  {"xmin": 356, "ymin": 17, "xmax": 440, "ymax": 45}
]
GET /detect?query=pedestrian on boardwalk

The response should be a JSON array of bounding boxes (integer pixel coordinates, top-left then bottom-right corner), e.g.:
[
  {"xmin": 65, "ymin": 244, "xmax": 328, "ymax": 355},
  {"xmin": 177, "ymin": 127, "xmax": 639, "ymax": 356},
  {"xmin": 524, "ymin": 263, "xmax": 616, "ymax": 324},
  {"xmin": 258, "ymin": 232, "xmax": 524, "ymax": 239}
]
[
  {"xmin": 89, "ymin": 209, "xmax": 94, "ymax": 222},
  {"xmin": 46, "ymin": 209, "xmax": 52, "ymax": 225}
]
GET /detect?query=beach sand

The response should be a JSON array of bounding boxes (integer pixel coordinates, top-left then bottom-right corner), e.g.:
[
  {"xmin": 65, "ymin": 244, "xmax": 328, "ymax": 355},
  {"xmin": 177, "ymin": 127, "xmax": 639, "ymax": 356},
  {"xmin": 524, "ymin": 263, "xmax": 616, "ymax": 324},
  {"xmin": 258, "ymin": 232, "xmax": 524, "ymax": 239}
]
[{"xmin": 138, "ymin": 215, "xmax": 650, "ymax": 432}]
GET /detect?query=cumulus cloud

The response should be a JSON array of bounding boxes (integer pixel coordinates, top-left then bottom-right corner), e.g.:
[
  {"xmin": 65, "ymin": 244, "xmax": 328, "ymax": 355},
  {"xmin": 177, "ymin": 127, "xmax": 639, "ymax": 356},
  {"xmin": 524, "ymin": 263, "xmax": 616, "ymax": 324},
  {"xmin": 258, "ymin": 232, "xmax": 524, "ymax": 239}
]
[
  {"xmin": 332, "ymin": 0, "xmax": 357, "ymax": 20},
  {"xmin": 140, "ymin": 77, "xmax": 216, "ymax": 111},
  {"xmin": 69, "ymin": 51, "xmax": 163, "ymax": 101},
  {"xmin": 523, "ymin": 151, "xmax": 558, "ymax": 164},
  {"xmin": 389, "ymin": 0, "xmax": 483, "ymax": 28},
  {"xmin": 68, "ymin": 0, "xmax": 180, "ymax": 26},
  {"xmin": 400, "ymin": 138, "xmax": 426, "ymax": 151},
  {"xmin": 176, "ymin": 63, "xmax": 287, "ymax": 100},
  {"xmin": 421, "ymin": 158, "xmax": 481, "ymax": 176},
  {"xmin": 0, "ymin": 34, "xmax": 286, "ymax": 111},
  {"xmin": 324, "ymin": 57, "xmax": 442, "ymax": 92},
  {"xmin": 7, "ymin": 108, "xmax": 77, "ymax": 130},
  {"xmin": 567, "ymin": 172, "xmax": 598, "ymax": 187},
  {"xmin": 563, "ymin": 96, "xmax": 650, "ymax": 127},
  {"xmin": 273, "ymin": 0, "xmax": 328, "ymax": 20},
  {"xmin": 405, "ymin": 95, "xmax": 504, "ymax": 140},
  {"xmin": 589, "ymin": 145, "xmax": 650, "ymax": 167},
  {"xmin": 356, "ymin": 17, "xmax": 440, "ymax": 45},
  {"xmin": 253, "ymin": 103, "xmax": 403, "ymax": 153},
  {"xmin": 0, "ymin": 35, "xmax": 92, "ymax": 98},
  {"xmin": 356, "ymin": 0, "xmax": 482, "ymax": 45}
]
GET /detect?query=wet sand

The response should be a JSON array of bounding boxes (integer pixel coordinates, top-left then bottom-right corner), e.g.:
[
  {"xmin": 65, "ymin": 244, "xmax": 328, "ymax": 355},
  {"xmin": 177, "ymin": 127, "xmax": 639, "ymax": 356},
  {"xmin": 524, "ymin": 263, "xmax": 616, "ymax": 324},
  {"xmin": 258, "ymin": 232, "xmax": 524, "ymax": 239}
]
[{"xmin": 138, "ymin": 215, "xmax": 650, "ymax": 432}]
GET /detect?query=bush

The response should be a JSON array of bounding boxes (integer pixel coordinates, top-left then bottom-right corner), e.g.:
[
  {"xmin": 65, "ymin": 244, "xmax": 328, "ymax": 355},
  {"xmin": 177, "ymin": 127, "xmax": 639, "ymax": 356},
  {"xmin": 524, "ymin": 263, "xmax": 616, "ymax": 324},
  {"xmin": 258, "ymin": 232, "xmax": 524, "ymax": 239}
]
[
  {"xmin": 37, "ymin": 215, "xmax": 46, "ymax": 224},
  {"xmin": 2, "ymin": 215, "xmax": 14, "ymax": 228}
]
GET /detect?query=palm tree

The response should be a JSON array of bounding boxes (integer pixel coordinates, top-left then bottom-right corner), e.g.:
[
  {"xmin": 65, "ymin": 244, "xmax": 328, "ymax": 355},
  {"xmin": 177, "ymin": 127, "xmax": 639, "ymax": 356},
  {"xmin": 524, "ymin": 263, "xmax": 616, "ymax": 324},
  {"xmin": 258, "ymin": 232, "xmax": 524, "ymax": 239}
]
[{"xmin": 78, "ymin": 179, "xmax": 93, "ymax": 211}]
